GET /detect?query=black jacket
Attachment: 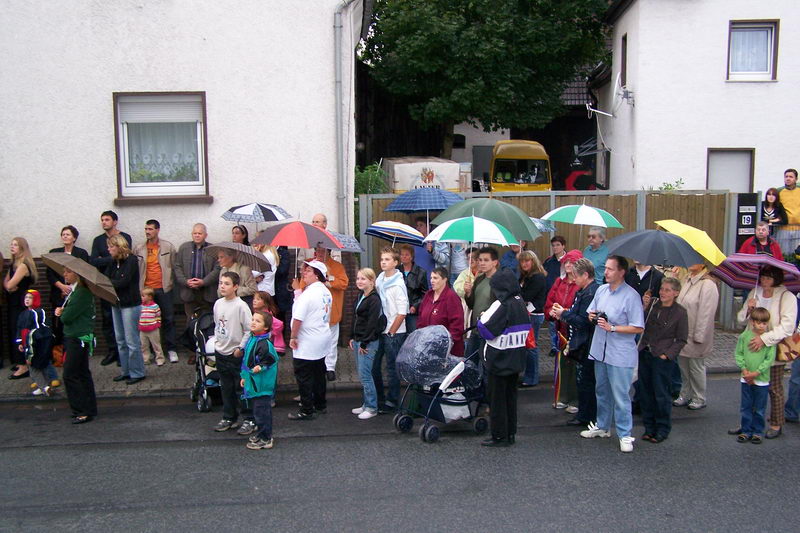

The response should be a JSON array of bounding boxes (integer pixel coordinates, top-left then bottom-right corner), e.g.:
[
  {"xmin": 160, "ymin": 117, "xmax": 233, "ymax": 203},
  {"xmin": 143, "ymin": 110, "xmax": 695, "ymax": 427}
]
[
  {"xmin": 46, "ymin": 246, "xmax": 90, "ymax": 305},
  {"xmin": 543, "ymin": 254, "xmax": 562, "ymax": 290},
  {"xmin": 350, "ymin": 290, "xmax": 384, "ymax": 349},
  {"xmin": 403, "ymin": 263, "xmax": 428, "ymax": 313},
  {"xmin": 106, "ymin": 254, "xmax": 141, "ymax": 308},
  {"xmin": 520, "ymin": 272, "xmax": 547, "ymax": 313},
  {"xmin": 91, "ymin": 232, "xmax": 132, "ymax": 270},
  {"xmin": 477, "ymin": 270, "xmax": 529, "ymax": 376},
  {"xmin": 624, "ymin": 267, "xmax": 663, "ymax": 299},
  {"xmin": 560, "ymin": 281, "xmax": 599, "ymax": 352}
]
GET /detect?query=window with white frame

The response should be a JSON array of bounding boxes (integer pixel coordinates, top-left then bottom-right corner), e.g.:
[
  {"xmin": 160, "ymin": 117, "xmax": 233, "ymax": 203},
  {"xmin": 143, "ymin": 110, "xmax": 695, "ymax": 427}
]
[
  {"xmin": 114, "ymin": 93, "xmax": 208, "ymax": 197},
  {"xmin": 728, "ymin": 21, "xmax": 778, "ymax": 81}
]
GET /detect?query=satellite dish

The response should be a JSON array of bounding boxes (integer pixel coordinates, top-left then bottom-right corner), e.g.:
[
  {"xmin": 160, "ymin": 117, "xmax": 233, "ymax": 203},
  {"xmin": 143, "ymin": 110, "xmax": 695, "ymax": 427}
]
[{"xmin": 611, "ymin": 72, "xmax": 625, "ymax": 114}]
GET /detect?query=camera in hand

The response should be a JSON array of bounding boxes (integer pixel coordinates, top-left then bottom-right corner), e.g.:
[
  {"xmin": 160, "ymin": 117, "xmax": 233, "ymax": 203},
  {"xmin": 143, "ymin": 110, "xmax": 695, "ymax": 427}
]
[{"xmin": 590, "ymin": 311, "xmax": 608, "ymax": 325}]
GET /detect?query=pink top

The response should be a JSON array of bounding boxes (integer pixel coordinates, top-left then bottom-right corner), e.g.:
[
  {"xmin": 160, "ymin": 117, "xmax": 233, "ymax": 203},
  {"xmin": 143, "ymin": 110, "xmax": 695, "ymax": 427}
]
[{"xmin": 270, "ymin": 316, "xmax": 286, "ymax": 353}]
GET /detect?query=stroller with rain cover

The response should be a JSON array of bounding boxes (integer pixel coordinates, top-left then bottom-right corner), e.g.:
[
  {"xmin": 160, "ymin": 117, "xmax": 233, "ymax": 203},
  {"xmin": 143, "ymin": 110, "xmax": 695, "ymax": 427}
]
[
  {"xmin": 394, "ymin": 325, "xmax": 488, "ymax": 443},
  {"xmin": 182, "ymin": 310, "xmax": 221, "ymax": 412}
]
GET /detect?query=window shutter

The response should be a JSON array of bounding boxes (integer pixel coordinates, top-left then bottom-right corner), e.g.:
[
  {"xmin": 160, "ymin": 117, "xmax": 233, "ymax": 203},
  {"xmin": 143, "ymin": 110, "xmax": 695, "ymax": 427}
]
[{"xmin": 118, "ymin": 95, "xmax": 203, "ymax": 123}]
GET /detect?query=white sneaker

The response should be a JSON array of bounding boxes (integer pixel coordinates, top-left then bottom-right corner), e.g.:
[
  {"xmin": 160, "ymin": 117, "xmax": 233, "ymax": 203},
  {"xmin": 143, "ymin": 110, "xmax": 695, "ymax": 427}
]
[
  {"xmin": 32, "ymin": 388, "xmax": 45, "ymax": 396},
  {"xmin": 673, "ymin": 396, "xmax": 688, "ymax": 407},
  {"xmin": 565, "ymin": 405, "xmax": 579, "ymax": 414},
  {"xmin": 619, "ymin": 436, "xmax": 635, "ymax": 452},
  {"xmin": 580, "ymin": 422, "xmax": 611, "ymax": 439},
  {"xmin": 554, "ymin": 402, "xmax": 568, "ymax": 409},
  {"xmin": 351, "ymin": 406, "xmax": 365, "ymax": 415},
  {"xmin": 358, "ymin": 409, "xmax": 377, "ymax": 420},
  {"xmin": 168, "ymin": 351, "xmax": 179, "ymax": 363}
]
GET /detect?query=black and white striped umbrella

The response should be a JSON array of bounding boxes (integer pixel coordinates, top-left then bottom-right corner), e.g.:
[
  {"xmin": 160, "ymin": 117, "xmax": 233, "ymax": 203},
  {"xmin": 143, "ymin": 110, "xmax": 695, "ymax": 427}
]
[{"xmin": 221, "ymin": 203, "xmax": 293, "ymax": 223}]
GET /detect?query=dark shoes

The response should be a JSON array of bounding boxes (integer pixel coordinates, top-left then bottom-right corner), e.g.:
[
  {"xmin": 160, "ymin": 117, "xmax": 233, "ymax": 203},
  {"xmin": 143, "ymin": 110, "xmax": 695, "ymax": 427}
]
[
  {"xmin": 566, "ymin": 418, "xmax": 585, "ymax": 426},
  {"xmin": 187, "ymin": 354, "xmax": 197, "ymax": 365},
  {"xmin": 519, "ymin": 382, "xmax": 537, "ymax": 389},
  {"xmin": 548, "ymin": 349, "xmax": 558, "ymax": 358},
  {"xmin": 126, "ymin": 377, "xmax": 145, "ymax": 385},
  {"xmin": 765, "ymin": 427, "xmax": 782, "ymax": 439},
  {"xmin": 481, "ymin": 437, "xmax": 511, "ymax": 448},
  {"xmin": 326, "ymin": 370, "xmax": 336, "ymax": 382},
  {"xmin": 8, "ymin": 371, "xmax": 30, "ymax": 380},
  {"xmin": 288, "ymin": 411, "xmax": 315, "ymax": 421},
  {"xmin": 100, "ymin": 353, "xmax": 119, "ymax": 366},
  {"xmin": 727, "ymin": 427, "xmax": 743, "ymax": 435},
  {"xmin": 72, "ymin": 415, "xmax": 94, "ymax": 425},
  {"xmin": 112, "ymin": 375, "xmax": 130, "ymax": 382}
]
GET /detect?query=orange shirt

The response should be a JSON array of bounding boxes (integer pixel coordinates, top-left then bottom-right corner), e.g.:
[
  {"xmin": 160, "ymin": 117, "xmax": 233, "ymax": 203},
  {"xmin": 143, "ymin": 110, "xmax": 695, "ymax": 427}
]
[{"xmin": 145, "ymin": 241, "xmax": 163, "ymax": 289}]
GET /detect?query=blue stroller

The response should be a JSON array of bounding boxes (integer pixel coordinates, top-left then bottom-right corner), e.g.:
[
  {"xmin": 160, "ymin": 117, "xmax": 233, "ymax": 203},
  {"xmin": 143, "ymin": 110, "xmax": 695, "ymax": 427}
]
[{"xmin": 393, "ymin": 326, "xmax": 488, "ymax": 443}]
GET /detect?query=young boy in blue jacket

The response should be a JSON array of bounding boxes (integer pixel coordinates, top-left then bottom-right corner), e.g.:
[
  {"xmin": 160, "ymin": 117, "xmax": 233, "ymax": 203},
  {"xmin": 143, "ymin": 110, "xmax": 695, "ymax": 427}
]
[{"xmin": 241, "ymin": 311, "xmax": 280, "ymax": 450}]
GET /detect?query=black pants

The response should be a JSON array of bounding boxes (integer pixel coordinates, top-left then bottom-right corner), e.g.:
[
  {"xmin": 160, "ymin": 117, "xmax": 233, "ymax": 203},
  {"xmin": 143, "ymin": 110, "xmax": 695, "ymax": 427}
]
[
  {"xmin": 293, "ymin": 358, "xmax": 327, "ymax": 414},
  {"xmin": 100, "ymin": 300, "xmax": 119, "ymax": 358},
  {"xmin": 63, "ymin": 337, "xmax": 97, "ymax": 417},
  {"xmin": 252, "ymin": 395, "xmax": 273, "ymax": 440},
  {"xmin": 217, "ymin": 353, "xmax": 244, "ymax": 421},
  {"xmin": 488, "ymin": 373, "xmax": 519, "ymax": 440},
  {"xmin": 152, "ymin": 289, "xmax": 176, "ymax": 352},
  {"xmin": 639, "ymin": 349, "xmax": 674, "ymax": 438},
  {"xmin": 576, "ymin": 358, "xmax": 597, "ymax": 423}
]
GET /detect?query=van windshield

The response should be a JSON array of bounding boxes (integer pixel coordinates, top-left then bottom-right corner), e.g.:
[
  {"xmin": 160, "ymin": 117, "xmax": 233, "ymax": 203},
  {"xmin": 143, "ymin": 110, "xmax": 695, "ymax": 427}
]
[{"xmin": 493, "ymin": 159, "xmax": 549, "ymax": 185}]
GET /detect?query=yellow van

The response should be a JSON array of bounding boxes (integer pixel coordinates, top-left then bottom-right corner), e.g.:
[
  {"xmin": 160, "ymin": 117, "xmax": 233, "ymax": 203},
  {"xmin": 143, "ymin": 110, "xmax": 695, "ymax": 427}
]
[{"xmin": 488, "ymin": 140, "xmax": 552, "ymax": 192}]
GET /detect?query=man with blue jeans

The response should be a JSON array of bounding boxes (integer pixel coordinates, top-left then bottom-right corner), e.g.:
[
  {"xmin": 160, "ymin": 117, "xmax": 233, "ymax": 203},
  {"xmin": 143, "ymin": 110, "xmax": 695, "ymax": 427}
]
[
  {"xmin": 373, "ymin": 247, "xmax": 408, "ymax": 413},
  {"xmin": 580, "ymin": 255, "xmax": 644, "ymax": 453},
  {"xmin": 464, "ymin": 247, "xmax": 500, "ymax": 363},
  {"xmin": 543, "ymin": 236, "xmax": 567, "ymax": 357}
]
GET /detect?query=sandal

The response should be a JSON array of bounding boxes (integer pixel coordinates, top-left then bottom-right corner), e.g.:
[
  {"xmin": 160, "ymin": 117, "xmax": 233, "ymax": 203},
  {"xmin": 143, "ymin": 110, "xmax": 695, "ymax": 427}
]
[
  {"xmin": 736, "ymin": 433, "xmax": 750, "ymax": 443},
  {"xmin": 641, "ymin": 433, "xmax": 655, "ymax": 443},
  {"xmin": 750, "ymin": 435, "xmax": 763, "ymax": 444}
]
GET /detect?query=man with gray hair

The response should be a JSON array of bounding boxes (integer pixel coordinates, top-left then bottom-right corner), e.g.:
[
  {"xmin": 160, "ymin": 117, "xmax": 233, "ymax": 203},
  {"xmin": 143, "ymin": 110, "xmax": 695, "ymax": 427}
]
[
  {"xmin": 174, "ymin": 223, "xmax": 221, "ymax": 321},
  {"xmin": 299, "ymin": 213, "xmax": 342, "ymax": 263},
  {"xmin": 583, "ymin": 226, "xmax": 608, "ymax": 284}
]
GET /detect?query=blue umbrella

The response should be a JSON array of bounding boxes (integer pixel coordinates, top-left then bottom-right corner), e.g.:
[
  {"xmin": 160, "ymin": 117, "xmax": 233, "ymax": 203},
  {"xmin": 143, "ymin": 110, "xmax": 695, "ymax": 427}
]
[
  {"xmin": 326, "ymin": 230, "xmax": 365, "ymax": 253},
  {"xmin": 365, "ymin": 221, "xmax": 424, "ymax": 246},
  {"xmin": 385, "ymin": 188, "xmax": 463, "ymax": 213}
]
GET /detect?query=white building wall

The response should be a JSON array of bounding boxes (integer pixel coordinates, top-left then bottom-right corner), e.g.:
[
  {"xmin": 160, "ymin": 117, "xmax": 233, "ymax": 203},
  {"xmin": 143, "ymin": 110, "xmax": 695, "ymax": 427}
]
[
  {"xmin": 599, "ymin": 0, "xmax": 799, "ymax": 192},
  {"xmin": 450, "ymin": 123, "xmax": 509, "ymax": 164},
  {"xmin": 0, "ymin": 0, "xmax": 351, "ymax": 255}
]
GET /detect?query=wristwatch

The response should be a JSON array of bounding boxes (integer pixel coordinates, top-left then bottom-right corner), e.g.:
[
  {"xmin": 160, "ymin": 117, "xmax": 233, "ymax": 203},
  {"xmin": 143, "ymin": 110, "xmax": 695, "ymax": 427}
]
[{"xmin": 611, "ymin": 325, "xmax": 617, "ymax": 333}]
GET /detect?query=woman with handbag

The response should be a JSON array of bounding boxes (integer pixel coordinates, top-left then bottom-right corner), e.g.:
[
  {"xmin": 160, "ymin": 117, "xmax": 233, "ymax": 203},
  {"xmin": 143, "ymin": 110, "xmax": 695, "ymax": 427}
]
[
  {"xmin": 638, "ymin": 278, "xmax": 688, "ymax": 443},
  {"xmin": 736, "ymin": 265, "xmax": 797, "ymax": 439}
]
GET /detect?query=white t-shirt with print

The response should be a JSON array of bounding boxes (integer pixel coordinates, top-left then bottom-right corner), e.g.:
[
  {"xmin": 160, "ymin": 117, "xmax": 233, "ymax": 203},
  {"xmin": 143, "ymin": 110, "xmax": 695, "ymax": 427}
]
[{"xmin": 292, "ymin": 281, "xmax": 333, "ymax": 360}]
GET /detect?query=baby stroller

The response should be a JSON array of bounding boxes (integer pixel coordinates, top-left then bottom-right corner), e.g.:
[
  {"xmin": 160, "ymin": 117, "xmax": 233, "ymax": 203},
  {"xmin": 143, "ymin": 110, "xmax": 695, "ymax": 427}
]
[
  {"xmin": 183, "ymin": 310, "xmax": 221, "ymax": 412},
  {"xmin": 394, "ymin": 325, "xmax": 488, "ymax": 443}
]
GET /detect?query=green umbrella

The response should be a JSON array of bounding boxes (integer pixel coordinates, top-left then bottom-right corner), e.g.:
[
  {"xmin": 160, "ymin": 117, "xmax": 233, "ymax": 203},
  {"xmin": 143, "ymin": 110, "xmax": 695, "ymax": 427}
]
[
  {"xmin": 431, "ymin": 198, "xmax": 542, "ymax": 241},
  {"xmin": 425, "ymin": 216, "xmax": 518, "ymax": 247}
]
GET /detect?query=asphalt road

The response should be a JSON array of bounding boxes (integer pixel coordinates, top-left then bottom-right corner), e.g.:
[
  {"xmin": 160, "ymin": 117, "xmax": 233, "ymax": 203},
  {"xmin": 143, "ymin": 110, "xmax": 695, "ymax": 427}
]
[{"xmin": 1, "ymin": 374, "xmax": 798, "ymax": 532}]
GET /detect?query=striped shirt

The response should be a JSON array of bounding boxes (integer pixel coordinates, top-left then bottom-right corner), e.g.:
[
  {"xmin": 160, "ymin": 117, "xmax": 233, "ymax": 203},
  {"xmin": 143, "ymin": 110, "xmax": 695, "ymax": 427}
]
[{"xmin": 138, "ymin": 303, "xmax": 161, "ymax": 332}]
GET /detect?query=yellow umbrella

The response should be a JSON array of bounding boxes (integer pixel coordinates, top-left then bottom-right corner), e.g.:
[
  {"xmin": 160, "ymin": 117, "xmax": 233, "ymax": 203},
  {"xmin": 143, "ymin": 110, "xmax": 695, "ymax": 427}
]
[{"xmin": 654, "ymin": 220, "xmax": 727, "ymax": 266}]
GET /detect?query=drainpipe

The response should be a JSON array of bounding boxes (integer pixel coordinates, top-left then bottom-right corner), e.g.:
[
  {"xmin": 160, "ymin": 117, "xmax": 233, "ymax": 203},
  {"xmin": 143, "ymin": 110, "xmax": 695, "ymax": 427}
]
[{"xmin": 334, "ymin": 0, "xmax": 359, "ymax": 233}]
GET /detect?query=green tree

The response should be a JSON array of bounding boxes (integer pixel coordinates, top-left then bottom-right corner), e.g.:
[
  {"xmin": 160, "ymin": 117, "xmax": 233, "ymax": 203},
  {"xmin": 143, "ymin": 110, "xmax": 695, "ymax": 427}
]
[{"xmin": 362, "ymin": 0, "xmax": 608, "ymax": 158}]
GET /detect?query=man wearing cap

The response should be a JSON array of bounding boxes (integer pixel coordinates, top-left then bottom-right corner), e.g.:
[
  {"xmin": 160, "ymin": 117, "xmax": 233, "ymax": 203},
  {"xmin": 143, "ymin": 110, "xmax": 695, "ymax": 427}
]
[
  {"xmin": 288, "ymin": 260, "xmax": 333, "ymax": 420},
  {"xmin": 294, "ymin": 245, "xmax": 349, "ymax": 381}
]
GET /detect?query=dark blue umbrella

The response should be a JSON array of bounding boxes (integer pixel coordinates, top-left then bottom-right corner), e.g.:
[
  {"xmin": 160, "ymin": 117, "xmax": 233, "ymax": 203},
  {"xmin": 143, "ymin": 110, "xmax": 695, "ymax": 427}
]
[{"xmin": 385, "ymin": 188, "xmax": 463, "ymax": 213}]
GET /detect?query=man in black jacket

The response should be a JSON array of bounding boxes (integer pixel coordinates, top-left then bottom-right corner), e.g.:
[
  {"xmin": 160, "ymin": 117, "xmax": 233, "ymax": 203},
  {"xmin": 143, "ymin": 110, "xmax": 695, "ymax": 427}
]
[
  {"xmin": 399, "ymin": 245, "xmax": 428, "ymax": 333},
  {"xmin": 90, "ymin": 210, "xmax": 132, "ymax": 366},
  {"xmin": 551, "ymin": 258, "xmax": 599, "ymax": 427},
  {"xmin": 624, "ymin": 262, "xmax": 663, "ymax": 303},
  {"xmin": 477, "ymin": 269, "xmax": 529, "ymax": 447}
]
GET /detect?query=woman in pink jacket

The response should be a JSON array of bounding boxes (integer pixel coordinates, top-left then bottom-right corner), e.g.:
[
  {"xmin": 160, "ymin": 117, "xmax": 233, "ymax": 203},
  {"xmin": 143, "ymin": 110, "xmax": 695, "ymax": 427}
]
[{"xmin": 417, "ymin": 267, "xmax": 465, "ymax": 356}]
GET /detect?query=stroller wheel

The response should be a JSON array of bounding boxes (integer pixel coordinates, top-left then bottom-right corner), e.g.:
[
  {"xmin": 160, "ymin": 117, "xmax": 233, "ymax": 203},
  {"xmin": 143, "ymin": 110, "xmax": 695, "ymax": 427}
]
[
  {"xmin": 396, "ymin": 414, "xmax": 413, "ymax": 433},
  {"xmin": 392, "ymin": 413, "xmax": 401, "ymax": 430},
  {"xmin": 473, "ymin": 417, "xmax": 489, "ymax": 435},
  {"xmin": 424, "ymin": 424, "xmax": 439, "ymax": 444},
  {"xmin": 190, "ymin": 384, "xmax": 199, "ymax": 402},
  {"xmin": 197, "ymin": 390, "xmax": 212, "ymax": 412},
  {"xmin": 419, "ymin": 424, "xmax": 428, "ymax": 442}
]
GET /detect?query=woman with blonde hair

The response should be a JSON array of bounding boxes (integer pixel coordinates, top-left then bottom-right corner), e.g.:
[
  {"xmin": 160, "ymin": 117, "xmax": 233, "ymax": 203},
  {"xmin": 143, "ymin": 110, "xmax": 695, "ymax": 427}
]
[
  {"xmin": 349, "ymin": 267, "xmax": 383, "ymax": 419},
  {"xmin": 4, "ymin": 237, "xmax": 38, "ymax": 378},
  {"xmin": 106, "ymin": 234, "xmax": 145, "ymax": 385},
  {"xmin": 252, "ymin": 239, "xmax": 279, "ymax": 296},
  {"xmin": 518, "ymin": 250, "xmax": 547, "ymax": 387}
]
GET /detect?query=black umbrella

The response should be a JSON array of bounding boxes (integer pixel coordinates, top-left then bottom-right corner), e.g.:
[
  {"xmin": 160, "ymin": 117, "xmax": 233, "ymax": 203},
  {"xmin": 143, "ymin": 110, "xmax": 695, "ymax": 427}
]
[{"xmin": 606, "ymin": 229, "xmax": 705, "ymax": 267}]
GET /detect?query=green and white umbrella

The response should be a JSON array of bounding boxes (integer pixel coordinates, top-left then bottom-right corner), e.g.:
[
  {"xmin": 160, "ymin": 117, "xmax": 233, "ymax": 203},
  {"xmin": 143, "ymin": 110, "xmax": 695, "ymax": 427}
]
[
  {"xmin": 424, "ymin": 216, "xmax": 518, "ymax": 247},
  {"xmin": 540, "ymin": 204, "xmax": 624, "ymax": 229}
]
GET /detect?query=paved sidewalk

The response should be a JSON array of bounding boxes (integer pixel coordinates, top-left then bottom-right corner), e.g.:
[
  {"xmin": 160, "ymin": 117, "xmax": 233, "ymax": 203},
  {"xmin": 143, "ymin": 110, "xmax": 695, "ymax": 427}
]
[{"xmin": 0, "ymin": 327, "xmax": 743, "ymax": 401}]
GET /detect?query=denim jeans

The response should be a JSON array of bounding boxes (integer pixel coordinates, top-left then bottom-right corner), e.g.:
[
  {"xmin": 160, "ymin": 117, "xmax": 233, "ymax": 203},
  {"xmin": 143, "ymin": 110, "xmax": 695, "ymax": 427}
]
[
  {"xmin": 355, "ymin": 340, "xmax": 379, "ymax": 411},
  {"xmin": 547, "ymin": 321, "xmax": 559, "ymax": 353},
  {"xmin": 522, "ymin": 314, "xmax": 544, "ymax": 385},
  {"xmin": 404, "ymin": 314, "xmax": 418, "ymax": 334},
  {"xmin": 784, "ymin": 358, "xmax": 800, "ymax": 421},
  {"xmin": 594, "ymin": 360, "xmax": 635, "ymax": 438},
  {"xmin": 373, "ymin": 333, "xmax": 406, "ymax": 406},
  {"xmin": 638, "ymin": 350, "xmax": 674, "ymax": 438},
  {"xmin": 111, "ymin": 305, "xmax": 145, "ymax": 379},
  {"xmin": 741, "ymin": 382, "xmax": 769, "ymax": 437},
  {"xmin": 252, "ymin": 395, "xmax": 273, "ymax": 440}
]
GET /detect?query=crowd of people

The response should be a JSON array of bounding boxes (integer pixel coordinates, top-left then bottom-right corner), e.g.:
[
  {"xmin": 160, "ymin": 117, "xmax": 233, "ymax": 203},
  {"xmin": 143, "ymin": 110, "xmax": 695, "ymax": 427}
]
[{"xmin": 3, "ymin": 192, "xmax": 800, "ymax": 452}]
